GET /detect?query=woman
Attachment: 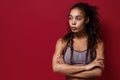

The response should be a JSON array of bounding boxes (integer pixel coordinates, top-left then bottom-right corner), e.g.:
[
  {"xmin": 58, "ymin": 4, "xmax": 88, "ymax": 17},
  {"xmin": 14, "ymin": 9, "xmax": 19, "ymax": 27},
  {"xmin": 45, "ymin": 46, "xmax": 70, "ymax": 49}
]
[{"xmin": 52, "ymin": 2, "xmax": 104, "ymax": 80}]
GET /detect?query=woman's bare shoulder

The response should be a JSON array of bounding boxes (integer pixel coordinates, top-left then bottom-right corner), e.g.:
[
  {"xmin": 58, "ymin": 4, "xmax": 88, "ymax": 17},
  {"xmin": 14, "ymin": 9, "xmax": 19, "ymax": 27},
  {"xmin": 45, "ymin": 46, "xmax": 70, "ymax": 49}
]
[
  {"xmin": 97, "ymin": 39, "xmax": 104, "ymax": 47},
  {"xmin": 56, "ymin": 38, "xmax": 68, "ymax": 49}
]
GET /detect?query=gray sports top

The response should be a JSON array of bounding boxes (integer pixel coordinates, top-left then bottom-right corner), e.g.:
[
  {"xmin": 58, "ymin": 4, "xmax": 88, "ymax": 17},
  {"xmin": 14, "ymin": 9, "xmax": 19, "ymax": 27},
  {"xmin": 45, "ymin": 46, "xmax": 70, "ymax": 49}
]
[{"xmin": 64, "ymin": 46, "xmax": 95, "ymax": 66}]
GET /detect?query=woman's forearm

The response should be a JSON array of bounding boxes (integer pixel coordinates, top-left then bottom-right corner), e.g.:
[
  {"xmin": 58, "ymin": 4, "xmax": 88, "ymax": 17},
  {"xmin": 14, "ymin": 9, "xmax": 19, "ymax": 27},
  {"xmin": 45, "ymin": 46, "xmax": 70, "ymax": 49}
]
[
  {"xmin": 53, "ymin": 63, "xmax": 86, "ymax": 75},
  {"xmin": 68, "ymin": 68, "xmax": 103, "ymax": 78}
]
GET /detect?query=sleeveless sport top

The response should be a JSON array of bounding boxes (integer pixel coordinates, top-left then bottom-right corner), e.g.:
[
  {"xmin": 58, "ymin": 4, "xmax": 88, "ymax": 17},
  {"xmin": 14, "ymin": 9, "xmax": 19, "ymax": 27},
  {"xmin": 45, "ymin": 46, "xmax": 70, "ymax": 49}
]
[{"xmin": 63, "ymin": 46, "xmax": 96, "ymax": 66}]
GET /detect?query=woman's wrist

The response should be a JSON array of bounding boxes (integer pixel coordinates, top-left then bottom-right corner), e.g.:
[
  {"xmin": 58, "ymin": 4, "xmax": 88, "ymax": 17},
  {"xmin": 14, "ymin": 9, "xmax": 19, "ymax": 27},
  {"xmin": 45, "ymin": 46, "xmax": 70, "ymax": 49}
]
[
  {"xmin": 84, "ymin": 65, "xmax": 88, "ymax": 70},
  {"xmin": 80, "ymin": 65, "xmax": 87, "ymax": 71}
]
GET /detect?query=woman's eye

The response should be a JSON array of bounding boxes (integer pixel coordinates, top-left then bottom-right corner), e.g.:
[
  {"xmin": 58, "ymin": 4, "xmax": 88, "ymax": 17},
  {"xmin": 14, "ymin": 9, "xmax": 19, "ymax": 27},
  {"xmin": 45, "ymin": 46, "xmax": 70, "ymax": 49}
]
[
  {"xmin": 69, "ymin": 18, "xmax": 71, "ymax": 20},
  {"xmin": 76, "ymin": 17, "xmax": 82, "ymax": 20},
  {"xmin": 69, "ymin": 17, "xmax": 72, "ymax": 20}
]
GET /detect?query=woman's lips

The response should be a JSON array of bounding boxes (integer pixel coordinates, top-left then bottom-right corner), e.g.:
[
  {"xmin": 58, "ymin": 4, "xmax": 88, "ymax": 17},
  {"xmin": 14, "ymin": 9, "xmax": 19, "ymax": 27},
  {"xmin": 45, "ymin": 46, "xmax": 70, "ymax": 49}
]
[{"xmin": 71, "ymin": 27, "xmax": 78, "ymax": 30}]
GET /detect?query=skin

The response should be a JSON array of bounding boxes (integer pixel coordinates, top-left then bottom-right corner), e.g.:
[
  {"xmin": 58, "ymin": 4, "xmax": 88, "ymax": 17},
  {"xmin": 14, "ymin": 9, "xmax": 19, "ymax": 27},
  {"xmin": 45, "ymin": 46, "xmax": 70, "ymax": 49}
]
[{"xmin": 52, "ymin": 8, "xmax": 104, "ymax": 80}]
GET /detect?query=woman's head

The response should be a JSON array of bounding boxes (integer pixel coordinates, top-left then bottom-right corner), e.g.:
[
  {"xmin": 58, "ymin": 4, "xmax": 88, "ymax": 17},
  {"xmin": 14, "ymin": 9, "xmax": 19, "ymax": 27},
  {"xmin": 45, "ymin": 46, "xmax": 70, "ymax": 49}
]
[
  {"xmin": 69, "ymin": 7, "xmax": 89, "ymax": 33},
  {"xmin": 68, "ymin": 2, "xmax": 100, "ymax": 38}
]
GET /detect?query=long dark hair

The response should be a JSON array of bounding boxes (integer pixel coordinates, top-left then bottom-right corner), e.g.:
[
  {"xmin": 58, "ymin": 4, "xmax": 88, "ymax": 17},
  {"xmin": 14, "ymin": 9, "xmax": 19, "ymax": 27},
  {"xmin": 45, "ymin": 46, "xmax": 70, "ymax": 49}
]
[{"xmin": 62, "ymin": 2, "xmax": 102, "ymax": 64}]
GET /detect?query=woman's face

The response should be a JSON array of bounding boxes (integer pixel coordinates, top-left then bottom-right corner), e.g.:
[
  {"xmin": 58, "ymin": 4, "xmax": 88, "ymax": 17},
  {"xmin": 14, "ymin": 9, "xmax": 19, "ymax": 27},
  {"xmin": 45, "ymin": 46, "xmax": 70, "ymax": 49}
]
[{"xmin": 69, "ymin": 8, "xmax": 89, "ymax": 33}]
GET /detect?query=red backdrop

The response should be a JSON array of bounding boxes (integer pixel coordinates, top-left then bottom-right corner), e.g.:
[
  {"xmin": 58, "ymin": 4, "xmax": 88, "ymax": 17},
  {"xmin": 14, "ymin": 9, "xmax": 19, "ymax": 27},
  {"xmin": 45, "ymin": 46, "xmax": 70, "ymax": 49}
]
[{"xmin": 0, "ymin": 0, "xmax": 120, "ymax": 80}]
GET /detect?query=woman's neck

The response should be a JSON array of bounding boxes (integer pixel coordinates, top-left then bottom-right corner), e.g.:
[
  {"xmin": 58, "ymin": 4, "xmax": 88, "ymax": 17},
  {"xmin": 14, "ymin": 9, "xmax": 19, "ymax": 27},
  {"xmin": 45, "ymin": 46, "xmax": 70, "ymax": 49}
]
[{"xmin": 73, "ymin": 30, "xmax": 88, "ymax": 39}]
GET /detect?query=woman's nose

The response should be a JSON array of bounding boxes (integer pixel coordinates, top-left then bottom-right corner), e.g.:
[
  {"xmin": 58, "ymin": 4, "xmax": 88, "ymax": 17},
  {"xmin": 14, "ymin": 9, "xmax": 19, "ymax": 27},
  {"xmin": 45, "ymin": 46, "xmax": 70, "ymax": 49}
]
[{"xmin": 72, "ymin": 19, "xmax": 76, "ymax": 25}]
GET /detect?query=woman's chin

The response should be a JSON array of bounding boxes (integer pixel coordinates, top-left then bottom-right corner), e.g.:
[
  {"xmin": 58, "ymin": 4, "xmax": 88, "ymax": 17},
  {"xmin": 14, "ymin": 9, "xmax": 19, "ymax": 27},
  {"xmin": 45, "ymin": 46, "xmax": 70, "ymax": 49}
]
[{"xmin": 71, "ymin": 30, "xmax": 78, "ymax": 33}]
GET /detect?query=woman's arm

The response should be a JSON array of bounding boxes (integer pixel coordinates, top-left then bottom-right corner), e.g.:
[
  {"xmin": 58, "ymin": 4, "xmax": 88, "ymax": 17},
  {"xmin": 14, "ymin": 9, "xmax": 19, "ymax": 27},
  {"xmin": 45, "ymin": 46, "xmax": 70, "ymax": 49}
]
[
  {"xmin": 56, "ymin": 55, "xmax": 104, "ymax": 78},
  {"xmin": 68, "ymin": 67, "xmax": 103, "ymax": 78},
  {"xmin": 67, "ymin": 40, "xmax": 105, "ymax": 78},
  {"xmin": 52, "ymin": 38, "xmax": 87, "ymax": 75}
]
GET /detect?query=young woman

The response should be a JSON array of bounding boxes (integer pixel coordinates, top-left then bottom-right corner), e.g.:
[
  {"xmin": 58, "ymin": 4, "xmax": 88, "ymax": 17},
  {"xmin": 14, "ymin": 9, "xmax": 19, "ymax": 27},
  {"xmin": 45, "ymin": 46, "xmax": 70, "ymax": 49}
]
[{"xmin": 52, "ymin": 2, "xmax": 104, "ymax": 80}]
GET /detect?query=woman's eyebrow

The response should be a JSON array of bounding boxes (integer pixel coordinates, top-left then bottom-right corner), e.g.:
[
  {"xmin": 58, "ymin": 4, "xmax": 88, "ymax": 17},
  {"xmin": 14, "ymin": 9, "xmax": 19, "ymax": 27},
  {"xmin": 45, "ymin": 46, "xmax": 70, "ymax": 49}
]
[
  {"xmin": 69, "ymin": 15, "xmax": 82, "ymax": 17},
  {"xmin": 76, "ymin": 15, "xmax": 82, "ymax": 17}
]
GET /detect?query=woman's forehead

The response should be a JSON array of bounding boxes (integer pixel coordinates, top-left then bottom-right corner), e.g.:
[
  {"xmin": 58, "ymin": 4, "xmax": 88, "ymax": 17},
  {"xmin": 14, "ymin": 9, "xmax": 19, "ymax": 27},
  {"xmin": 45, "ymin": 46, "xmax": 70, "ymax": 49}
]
[{"xmin": 69, "ymin": 8, "xmax": 85, "ymax": 17}]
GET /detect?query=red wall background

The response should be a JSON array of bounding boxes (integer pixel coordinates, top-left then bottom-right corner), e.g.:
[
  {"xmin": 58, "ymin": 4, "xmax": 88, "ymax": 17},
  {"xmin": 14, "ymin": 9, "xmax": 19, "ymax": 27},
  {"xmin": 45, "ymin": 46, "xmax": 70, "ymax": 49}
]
[{"xmin": 0, "ymin": 0, "xmax": 120, "ymax": 80}]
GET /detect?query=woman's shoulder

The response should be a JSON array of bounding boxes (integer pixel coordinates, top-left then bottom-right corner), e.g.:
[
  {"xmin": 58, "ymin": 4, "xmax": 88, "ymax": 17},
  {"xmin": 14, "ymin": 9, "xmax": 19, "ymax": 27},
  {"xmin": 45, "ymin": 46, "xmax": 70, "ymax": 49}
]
[
  {"xmin": 97, "ymin": 39, "xmax": 104, "ymax": 44},
  {"xmin": 56, "ymin": 38, "xmax": 68, "ymax": 49},
  {"xmin": 96, "ymin": 39, "xmax": 104, "ymax": 48}
]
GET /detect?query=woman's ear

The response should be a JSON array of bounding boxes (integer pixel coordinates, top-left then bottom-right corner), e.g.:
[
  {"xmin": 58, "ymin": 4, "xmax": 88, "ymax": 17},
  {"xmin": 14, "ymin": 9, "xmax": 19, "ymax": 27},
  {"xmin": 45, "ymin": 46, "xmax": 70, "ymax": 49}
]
[{"xmin": 85, "ymin": 17, "xmax": 89, "ymax": 24}]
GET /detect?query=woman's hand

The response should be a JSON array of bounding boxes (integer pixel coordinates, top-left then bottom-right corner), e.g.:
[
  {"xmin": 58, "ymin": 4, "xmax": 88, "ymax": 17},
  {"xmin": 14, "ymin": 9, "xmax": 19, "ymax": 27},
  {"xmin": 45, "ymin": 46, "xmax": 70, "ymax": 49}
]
[
  {"xmin": 57, "ymin": 55, "xmax": 65, "ymax": 64},
  {"xmin": 85, "ymin": 58, "xmax": 104, "ymax": 70}
]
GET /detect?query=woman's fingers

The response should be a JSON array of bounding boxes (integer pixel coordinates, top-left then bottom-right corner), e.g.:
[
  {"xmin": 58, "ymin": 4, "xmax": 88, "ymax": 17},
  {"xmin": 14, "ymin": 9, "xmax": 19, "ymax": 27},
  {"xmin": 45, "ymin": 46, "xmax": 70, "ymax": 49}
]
[
  {"xmin": 97, "ymin": 63, "xmax": 104, "ymax": 69},
  {"xmin": 57, "ymin": 55, "xmax": 64, "ymax": 64},
  {"xmin": 85, "ymin": 58, "xmax": 104, "ymax": 70},
  {"xmin": 57, "ymin": 55, "xmax": 61, "ymax": 63},
  {"xmin": 95, "ymin": 60, "xmax": 104, "ymax": 69},
  {"xmin": 59, "ymin": 56, "xmax": 64, "ymax": 63}
]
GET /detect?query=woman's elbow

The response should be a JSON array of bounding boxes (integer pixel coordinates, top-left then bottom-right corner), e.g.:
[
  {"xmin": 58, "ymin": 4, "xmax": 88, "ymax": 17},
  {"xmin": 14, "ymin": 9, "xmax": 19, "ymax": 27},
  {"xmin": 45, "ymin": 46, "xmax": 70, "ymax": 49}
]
[
  {"xmin": 52, "ymin": 64, "xmax": 61, "ymax": 73},
  {"xmin": 53, "ymin": 67, "xmax": 59, "ymax": 73},
  {"xmin": 96, "ymin": 69, "xmax": 103, "ymax": 77}
]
